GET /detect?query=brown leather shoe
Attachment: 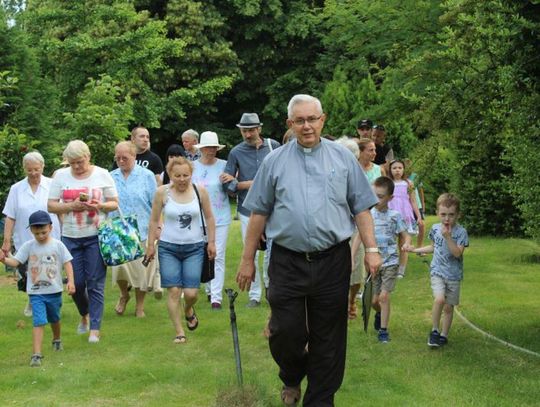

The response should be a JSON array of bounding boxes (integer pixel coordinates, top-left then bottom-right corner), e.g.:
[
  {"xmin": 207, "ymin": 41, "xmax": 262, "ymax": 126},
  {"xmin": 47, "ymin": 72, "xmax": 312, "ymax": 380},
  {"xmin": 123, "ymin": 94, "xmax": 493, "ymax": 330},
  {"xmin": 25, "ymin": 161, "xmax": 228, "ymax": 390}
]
[{"xmin": 281, "ymin": 385, "xmax": 301, "ymax": 406}]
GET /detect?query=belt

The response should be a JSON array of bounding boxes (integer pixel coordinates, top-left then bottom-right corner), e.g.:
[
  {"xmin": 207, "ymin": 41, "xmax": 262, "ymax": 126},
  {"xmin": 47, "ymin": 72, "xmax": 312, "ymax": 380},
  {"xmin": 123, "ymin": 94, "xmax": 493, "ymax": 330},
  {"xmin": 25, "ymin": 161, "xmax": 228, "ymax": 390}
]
[{"xmin": 275, "ymin": 239, "xmax": 350, "ymax": 263}]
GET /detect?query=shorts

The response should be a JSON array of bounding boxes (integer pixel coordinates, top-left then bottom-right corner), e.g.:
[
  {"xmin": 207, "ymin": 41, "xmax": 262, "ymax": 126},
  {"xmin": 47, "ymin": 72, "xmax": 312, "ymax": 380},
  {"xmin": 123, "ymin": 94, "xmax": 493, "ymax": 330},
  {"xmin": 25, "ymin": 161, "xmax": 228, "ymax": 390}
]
[
  {"xmin": 158, "ymin": 240, "xmax": 205, "ymax": 289},
  {"xmin": 431, "ymin": 275, "xmax": 461, "ymax": 306},
  {"xmin": 350, "ymin": 240, "xmax": 365, "ymax": 286},
  {"xmin": 30, "ymin": 293, "xmax": 62, "ymax": 327},
  {"xmin": 373, "ymin": 264, "xmax": 399, "ymax": 294}
]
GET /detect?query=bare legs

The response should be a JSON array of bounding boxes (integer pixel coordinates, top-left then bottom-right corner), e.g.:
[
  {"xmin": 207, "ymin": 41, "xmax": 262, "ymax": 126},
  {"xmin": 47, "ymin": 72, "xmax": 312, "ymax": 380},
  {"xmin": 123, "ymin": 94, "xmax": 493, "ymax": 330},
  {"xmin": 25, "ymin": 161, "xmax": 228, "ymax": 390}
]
[
  {"xmin": 431, "ymin": 295, "xmax": 454, "ymax": 336},
  {"xmin": 372, "ymin": 290, "xmax": 390, "ymax": 328},
  {"xmin": 33, "ymin": 321, "xmax": 61, "ymax": 354},
  {"xmin": 116, "ymin": 280, "xmax": 146, "ymax": 317},
  {"xmin": 166, "ymin": 287, "xmax": 199, "ymax": 338}
]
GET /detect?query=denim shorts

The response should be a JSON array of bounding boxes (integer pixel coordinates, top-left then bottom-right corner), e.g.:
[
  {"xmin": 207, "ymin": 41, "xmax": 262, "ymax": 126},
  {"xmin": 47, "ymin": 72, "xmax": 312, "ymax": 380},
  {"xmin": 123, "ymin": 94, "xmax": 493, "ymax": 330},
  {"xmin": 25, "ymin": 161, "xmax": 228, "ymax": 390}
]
[
  {"xmin": 30, "ymin": 293, "xmax": 62, "ymax": 327},
  {"xmin": 158, "ymin": 240, "xmax": 205, "ymax": 288}
]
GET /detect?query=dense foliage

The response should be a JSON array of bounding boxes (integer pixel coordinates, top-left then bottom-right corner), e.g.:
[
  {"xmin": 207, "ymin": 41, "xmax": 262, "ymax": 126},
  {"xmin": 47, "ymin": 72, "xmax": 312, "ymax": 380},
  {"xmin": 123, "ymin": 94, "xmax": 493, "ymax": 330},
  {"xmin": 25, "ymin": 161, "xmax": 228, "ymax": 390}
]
[{"xmin": 0, "ymin": 0, "xmax": 539, "ymax": 239}]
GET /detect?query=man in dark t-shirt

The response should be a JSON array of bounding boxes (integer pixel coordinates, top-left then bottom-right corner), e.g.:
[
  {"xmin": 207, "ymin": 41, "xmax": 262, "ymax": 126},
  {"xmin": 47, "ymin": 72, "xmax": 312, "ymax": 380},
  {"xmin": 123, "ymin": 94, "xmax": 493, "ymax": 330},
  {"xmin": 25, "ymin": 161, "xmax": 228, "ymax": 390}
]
[
  {"xmin": 372, "ymin": 124, "xmax": 394, "ymax": 166},
  {"xmin": 113, "ymin": 126, "xmax": 164, "ymax": 185}
]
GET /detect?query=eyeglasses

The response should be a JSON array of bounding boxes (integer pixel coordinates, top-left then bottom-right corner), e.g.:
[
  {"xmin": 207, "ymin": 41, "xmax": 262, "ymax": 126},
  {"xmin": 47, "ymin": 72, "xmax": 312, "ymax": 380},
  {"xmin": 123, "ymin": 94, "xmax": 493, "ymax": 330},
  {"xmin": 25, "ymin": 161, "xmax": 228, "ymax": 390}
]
[
  {"xmin": 114, "ymin": 156, "xmax": 131, "ymax": 161},
  {"xmin": 291, "ymin": 116, "xmax": 322, "ymax": 126}
]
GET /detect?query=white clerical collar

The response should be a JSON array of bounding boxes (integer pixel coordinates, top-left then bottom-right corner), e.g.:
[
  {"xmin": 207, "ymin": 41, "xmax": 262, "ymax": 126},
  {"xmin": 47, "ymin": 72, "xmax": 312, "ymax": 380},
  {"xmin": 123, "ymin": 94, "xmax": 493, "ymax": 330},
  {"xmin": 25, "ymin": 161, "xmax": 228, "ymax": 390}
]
[{"xmin": 296, "ymin": 139, "xmax": 322, "ymax": 154}]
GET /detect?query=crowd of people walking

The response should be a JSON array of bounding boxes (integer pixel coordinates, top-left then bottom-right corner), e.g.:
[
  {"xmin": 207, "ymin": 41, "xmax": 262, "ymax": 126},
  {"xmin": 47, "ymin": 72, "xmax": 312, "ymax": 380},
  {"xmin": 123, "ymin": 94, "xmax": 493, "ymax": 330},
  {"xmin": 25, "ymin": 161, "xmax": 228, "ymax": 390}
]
[{"xmin": 1, "ymin": 94, "xmax": 467, "ymax": 407}]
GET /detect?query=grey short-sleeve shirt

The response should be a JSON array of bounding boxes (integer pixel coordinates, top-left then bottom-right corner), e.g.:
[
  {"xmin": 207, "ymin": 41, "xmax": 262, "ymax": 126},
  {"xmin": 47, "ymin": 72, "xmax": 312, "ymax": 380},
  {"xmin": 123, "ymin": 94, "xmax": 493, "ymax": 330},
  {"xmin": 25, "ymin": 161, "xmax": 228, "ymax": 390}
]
[
  {"xmin": 243, "ymin": 138, "xmax": 377, "ymax": 252},
  {"xmin": 429, "ymin": 223, "xmax": 469, "ymax": 281}
]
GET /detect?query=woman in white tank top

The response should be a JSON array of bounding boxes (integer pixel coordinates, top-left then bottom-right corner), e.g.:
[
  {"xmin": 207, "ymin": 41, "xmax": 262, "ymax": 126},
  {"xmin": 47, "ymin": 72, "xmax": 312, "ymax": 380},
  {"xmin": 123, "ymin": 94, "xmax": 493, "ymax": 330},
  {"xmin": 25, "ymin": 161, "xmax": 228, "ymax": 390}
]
[{"xmin": 146, "ymin": 157, "xmax": 216, "ymax": 344}]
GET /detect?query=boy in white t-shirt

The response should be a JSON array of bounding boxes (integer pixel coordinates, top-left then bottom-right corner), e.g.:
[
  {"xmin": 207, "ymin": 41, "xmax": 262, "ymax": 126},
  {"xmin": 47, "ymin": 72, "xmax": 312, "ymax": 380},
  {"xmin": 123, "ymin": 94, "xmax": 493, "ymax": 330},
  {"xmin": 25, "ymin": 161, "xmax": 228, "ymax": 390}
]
[{"xmin": 0, "ymin": 210, "xmax": 75, "ymax": 367}]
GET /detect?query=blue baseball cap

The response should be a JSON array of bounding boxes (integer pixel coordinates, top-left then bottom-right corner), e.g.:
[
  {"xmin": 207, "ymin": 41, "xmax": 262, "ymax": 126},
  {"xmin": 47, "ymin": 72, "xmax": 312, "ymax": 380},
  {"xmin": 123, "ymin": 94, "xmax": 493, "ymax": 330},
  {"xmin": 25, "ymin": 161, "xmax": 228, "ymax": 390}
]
[{"xmin": 28, "ymin": 210, "xmax": 52, "ymax": 227}]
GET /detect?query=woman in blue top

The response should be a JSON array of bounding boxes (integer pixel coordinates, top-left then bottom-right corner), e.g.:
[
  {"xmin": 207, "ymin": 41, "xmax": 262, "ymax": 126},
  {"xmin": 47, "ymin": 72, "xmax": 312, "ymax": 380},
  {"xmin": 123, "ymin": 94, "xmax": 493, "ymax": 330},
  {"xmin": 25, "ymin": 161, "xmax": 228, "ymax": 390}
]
[
  {"xmin": 110, "ymin": 141, "xmax": 157, "ymax": 317},
  {"xmin": 192, "ymin": 132, "xmax": 231, "ymax": 309}
]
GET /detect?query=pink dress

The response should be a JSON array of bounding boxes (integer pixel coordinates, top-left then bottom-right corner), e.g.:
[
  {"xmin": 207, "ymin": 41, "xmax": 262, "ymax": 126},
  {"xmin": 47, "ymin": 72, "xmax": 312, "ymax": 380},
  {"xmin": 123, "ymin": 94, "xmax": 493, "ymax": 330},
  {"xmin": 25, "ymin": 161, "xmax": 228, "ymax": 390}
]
[{"xmin": 388, "ymin": 180, "xmax": 418, "ymax": 235}]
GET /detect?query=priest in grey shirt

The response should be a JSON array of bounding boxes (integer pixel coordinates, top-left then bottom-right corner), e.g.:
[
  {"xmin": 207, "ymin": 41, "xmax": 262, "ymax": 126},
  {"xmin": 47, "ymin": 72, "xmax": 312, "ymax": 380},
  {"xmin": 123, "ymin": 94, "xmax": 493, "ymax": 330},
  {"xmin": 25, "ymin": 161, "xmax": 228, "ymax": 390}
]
[{"xmin": 237, "ymin": 94, "xmax": 382, "ymax": 406}]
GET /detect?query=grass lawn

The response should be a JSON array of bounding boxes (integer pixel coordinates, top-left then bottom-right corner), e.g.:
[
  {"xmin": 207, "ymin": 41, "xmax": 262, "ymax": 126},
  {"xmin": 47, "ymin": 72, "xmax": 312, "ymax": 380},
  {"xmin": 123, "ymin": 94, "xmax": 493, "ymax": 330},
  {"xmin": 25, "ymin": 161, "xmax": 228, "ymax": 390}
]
[{"xmin": 0, "ymin": 216, "xmax": 539, "ymax": 406}]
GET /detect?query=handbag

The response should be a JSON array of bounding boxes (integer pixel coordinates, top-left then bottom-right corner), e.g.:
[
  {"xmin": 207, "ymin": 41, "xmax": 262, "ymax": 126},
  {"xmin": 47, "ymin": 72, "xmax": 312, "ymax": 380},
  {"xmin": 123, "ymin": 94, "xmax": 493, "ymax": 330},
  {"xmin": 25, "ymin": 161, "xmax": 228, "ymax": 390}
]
[
  {"xmin": 97, "ymin": 209, "xmax": 145, "ymax": 266},
  {"xmin": 193, "ymin": 184, "xmax": 215, "ymax": 283}
]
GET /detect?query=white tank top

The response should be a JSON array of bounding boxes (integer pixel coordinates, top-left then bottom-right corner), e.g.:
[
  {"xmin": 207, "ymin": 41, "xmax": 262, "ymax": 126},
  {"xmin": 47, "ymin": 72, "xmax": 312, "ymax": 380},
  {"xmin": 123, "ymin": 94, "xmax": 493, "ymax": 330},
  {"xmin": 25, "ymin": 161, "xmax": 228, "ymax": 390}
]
[{"xmin": 160, "ymin": 188, "xmax": 204, "ymax": 245}]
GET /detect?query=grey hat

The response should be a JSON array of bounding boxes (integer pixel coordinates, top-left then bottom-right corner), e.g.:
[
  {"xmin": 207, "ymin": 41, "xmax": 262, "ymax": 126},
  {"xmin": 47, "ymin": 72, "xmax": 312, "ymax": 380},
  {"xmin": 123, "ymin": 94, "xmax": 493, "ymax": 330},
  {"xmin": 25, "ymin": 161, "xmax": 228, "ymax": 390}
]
[{"xmin": 236, "ymin": 113, "xmax": 263, "ymax": 128}]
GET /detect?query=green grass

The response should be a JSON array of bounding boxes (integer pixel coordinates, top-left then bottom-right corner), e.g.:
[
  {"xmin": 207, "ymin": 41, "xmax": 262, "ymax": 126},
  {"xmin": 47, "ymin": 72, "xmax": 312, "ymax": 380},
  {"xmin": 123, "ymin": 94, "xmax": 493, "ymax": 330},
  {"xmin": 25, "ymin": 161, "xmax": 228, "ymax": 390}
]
[{"xmin": 1, "ymin": 216, "xmax": 539, "ymax": 406}]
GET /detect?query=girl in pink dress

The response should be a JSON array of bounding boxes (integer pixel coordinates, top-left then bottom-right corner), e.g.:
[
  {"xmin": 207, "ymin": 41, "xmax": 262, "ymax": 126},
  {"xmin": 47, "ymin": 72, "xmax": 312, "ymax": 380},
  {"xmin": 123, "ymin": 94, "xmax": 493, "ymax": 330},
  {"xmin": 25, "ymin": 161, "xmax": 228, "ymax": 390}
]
[{"xmin": 388, "ymin": 159, "xmax": 423, "ymax": 278}]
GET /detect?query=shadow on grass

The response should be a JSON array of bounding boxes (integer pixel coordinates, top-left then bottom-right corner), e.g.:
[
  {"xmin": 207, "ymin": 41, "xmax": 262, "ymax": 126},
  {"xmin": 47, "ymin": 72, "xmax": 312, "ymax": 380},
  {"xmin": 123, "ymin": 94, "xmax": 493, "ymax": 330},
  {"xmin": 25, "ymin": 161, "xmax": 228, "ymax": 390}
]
[
  {"xmin": 518, "ymin": 253, "xmax": 540, "ymax": 264},
  {"xmin": 214, "ymin": 384, "xmax": 274, "ymax": 407}
]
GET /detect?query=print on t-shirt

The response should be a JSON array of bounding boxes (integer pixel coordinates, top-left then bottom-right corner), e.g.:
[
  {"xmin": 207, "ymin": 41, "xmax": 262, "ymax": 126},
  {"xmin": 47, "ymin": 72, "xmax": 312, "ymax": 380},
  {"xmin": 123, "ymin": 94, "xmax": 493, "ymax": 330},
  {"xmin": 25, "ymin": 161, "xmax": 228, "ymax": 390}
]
[
  {"xmin": 178, "ymin": 213, "xmax": 192, "ymax": 229},
  {"xmin": 29, "ymin": 253, "xmax": 59, "ymax": 291},
  {"xmin": 61, "ymin": 187, "xmax": 103, "ymax": 228},
  {"xmin": 137, "ymin": 159, "xmax": 149, "ymax": 168}
]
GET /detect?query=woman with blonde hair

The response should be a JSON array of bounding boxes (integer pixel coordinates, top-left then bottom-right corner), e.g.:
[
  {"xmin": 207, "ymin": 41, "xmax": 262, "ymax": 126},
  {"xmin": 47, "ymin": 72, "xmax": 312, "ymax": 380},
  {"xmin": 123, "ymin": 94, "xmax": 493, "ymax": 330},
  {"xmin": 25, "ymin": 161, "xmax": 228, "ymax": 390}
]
[
  {"xmin": 146, "ymin": 156, "xmax": 216, "ymax": 343},
  {"xmin": 48, "ymin": 140, "xmax": 118, "ymax": 343}
]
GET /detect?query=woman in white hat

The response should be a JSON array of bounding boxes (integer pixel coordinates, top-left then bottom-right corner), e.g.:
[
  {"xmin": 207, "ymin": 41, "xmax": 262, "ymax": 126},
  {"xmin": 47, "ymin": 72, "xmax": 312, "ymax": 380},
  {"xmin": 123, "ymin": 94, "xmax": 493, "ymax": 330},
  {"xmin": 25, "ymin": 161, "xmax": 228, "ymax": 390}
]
[{"xmin": 192, "ymin": 131, "xmax": 231, "ymax": 310}]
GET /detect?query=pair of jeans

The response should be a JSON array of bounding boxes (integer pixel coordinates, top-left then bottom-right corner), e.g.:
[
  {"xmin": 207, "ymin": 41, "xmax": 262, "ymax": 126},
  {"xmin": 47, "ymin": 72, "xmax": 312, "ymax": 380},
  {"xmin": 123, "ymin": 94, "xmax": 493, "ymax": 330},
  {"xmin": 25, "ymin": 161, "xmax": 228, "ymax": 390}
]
[{"xmin": 62, "ymin": 235, "xmax": 106, "ymax": 330}]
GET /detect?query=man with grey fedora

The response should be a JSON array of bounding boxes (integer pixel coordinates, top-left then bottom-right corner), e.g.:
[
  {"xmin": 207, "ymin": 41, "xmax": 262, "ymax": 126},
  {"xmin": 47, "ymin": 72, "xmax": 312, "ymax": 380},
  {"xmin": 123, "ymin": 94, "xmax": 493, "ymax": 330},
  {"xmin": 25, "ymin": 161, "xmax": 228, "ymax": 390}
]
[{"xmin": 220, "ymin": 113, "xmax": 280, "ymax": 307}]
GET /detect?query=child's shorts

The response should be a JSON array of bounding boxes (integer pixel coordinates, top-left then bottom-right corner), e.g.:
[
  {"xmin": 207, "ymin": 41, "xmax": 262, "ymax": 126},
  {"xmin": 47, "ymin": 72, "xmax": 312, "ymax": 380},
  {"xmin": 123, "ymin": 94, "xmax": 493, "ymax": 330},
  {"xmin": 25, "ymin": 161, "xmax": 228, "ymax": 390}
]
[
  {"xmin": 30, "ymin": 293, "xmax": 63, "ymax": 327},
  {"xmin": 374, "ymin": 264, "xmax": 399, "ymax": 294},
  {"xmin": 431, "ymin": 275, "xmax": 461, "ymax": 306},
  {"xmin": 350, "ymin": 242, "xmax": 365, "ymax": 286}
]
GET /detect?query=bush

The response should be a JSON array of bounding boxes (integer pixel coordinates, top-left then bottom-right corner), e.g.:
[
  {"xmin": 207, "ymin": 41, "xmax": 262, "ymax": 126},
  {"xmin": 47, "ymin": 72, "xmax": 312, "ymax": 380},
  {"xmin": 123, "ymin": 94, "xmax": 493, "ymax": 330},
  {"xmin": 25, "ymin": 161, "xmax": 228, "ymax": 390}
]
[{"xmin": 0, "ymin": 127, "xmax": 35, "ymax": 208}]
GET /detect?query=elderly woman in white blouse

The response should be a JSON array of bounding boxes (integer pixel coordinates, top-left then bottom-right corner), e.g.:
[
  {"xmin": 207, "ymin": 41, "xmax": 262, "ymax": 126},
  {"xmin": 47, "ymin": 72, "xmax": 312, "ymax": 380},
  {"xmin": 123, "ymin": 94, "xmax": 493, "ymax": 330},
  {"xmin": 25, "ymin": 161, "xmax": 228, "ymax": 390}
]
[{"xmin": 2, "ymin": 152, "xmax": 62, "ymax": 316}]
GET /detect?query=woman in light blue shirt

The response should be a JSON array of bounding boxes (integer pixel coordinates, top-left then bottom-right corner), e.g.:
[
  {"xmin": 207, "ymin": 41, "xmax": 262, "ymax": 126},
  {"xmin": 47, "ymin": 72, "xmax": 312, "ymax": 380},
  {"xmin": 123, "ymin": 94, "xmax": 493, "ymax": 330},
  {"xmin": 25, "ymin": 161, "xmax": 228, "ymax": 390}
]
[
  {"xmin": 192, "ymin": 132, "xmax": 231, "ymax": 309},
  {"xmin": 110, "ymin": 141, "xmax": 157, "ymax": 317}
]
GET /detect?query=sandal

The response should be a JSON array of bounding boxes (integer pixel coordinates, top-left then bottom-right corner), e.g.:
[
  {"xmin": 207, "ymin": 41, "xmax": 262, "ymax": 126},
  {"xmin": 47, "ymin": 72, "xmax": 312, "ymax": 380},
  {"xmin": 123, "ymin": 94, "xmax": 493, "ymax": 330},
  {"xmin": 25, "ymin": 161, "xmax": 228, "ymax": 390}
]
[
  {"xmin": 115, "ymin": 294, "xmax": 130, "ymax": 315},
  {"xmin": 173, "ymin": 335, "xmax": 187, "ymax": 344},
  {"xmin": 185, "ymin": 307, "xmax": 199, "ymax": 331}
]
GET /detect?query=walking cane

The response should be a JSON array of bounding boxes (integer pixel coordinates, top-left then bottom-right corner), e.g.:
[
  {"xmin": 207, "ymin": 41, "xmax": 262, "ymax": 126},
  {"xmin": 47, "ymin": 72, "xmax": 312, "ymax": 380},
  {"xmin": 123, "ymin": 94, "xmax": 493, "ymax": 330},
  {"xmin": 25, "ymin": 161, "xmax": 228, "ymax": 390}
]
[{"xmin": 225, "ymin": 288, "xmax": 243, "ymax": 386}]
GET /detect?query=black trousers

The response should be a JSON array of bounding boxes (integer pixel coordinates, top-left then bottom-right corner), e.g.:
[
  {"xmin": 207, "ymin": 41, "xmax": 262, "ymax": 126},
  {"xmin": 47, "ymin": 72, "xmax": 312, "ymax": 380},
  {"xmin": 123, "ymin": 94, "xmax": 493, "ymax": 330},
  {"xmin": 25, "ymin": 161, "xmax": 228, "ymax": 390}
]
[{"xmin": 267, "ymin": 240, "xmax": 351, "ymax": 407}]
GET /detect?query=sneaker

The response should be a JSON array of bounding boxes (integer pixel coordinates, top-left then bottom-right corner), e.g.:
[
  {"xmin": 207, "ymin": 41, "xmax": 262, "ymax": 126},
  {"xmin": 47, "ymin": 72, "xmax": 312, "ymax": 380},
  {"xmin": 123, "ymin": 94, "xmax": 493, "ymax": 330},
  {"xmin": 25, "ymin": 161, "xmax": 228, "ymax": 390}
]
[
  {"xmin": 439, "ymin": 335, "xmax": 448, "ymax": 346},
  {"xmin": 211, "ymin": 302, "xmax": 222, "ymax": 310},
  {"xmin": 23, "ymin": 303, "xmax": 33, "ymax": 317},
  {"xmin": 52, "ymin": 339, "xmax": 63, "ymax": 351},
  {"xmin": 77, "ymin": 322, "xmax": 89, "ymax": 334},
  {"xmin": 378, "ymin": 329, "xmax": 390, "ymax": 343},
  {"xmin": 246, "ymin": 299, "xmax": 261, "ymax": 308},
  {"xmin": 88, "ymin": 334, "xmax": 100, "ymax": 343},
  {"xmin": 30, "ymin": 354, "xmax": 43, "ymax": 367},
  {"xmin": 428, "ymin": 330, "xmax": 440, "ymax": 347},
  {"xmin": 373, "ymin": 312, "xmax": 381, "ymax": 331}
]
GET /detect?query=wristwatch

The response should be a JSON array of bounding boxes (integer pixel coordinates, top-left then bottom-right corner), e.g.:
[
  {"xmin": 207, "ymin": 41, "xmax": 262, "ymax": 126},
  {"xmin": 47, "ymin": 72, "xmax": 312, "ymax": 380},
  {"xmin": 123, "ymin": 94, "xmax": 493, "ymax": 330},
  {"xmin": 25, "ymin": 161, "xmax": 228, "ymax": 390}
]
[{"xmin": 365, "ymin": 247, "xmax": 379, "ymax": 253}]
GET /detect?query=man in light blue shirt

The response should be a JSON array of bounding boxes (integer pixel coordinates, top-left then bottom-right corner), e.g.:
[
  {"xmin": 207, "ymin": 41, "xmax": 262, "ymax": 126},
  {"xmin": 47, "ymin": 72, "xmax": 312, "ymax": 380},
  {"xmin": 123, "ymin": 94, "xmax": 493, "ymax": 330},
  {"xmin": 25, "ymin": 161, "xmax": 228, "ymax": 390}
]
[{"xmin": 237, "ymin": 95, "xmax": 382, "ymax": 406}]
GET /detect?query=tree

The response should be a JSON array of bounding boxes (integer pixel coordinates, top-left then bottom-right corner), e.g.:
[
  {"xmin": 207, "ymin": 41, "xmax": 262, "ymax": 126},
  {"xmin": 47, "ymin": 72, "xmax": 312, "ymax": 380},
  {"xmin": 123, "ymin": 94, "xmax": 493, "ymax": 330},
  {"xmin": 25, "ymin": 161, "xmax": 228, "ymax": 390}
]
[{"xmin": 63, "ymin": 75, "xmax": 134, "ymax": 168}]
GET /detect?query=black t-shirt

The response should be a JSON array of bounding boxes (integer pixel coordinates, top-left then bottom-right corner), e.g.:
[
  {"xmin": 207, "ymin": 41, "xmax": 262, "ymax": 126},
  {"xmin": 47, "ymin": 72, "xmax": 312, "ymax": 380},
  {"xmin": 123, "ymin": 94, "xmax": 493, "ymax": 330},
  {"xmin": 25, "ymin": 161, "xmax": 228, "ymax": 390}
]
[
  {"xmin": 112, "ymin": 149, "xmax": 164, "ymax": 174},
  {"xmin": 374, "ymin": 144, "xmax": 391, "ymax": 165}
]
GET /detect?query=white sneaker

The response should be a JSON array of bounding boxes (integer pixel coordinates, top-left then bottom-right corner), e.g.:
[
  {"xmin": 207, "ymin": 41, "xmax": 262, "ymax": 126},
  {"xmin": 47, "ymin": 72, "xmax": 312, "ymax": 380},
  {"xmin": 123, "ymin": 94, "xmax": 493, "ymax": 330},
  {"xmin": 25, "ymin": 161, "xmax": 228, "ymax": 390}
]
[
  {"xmin": 88, "ymin": 334, "xmax": 100, "ymax": 343},
  {"xmin": 23, "ymin": 303, "xmax": 33, "ymax": 317}
]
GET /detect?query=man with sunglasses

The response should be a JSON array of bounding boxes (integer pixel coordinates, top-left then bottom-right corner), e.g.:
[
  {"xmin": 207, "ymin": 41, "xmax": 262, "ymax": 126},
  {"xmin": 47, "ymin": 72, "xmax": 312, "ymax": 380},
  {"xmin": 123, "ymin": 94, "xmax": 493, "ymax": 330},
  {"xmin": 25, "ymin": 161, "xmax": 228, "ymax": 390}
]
[{"xmin": 236, "ymin": 95, "xmax": 381, "ymax": 406}]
